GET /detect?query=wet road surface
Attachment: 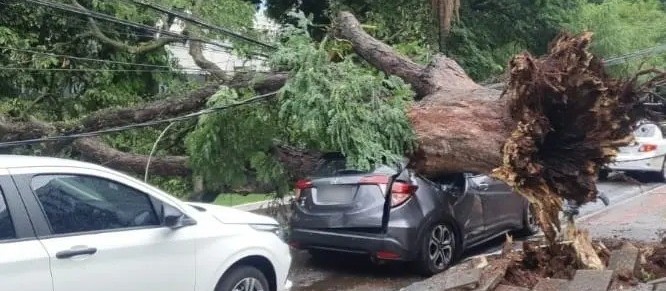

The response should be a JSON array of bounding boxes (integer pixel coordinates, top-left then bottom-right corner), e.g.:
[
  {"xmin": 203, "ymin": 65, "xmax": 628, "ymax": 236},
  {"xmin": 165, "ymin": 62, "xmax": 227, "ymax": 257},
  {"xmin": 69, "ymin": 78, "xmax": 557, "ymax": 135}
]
[
  {"xmin": 286, "ymin": 181, "xmax": 662, "ymax": 291},
  {"xmin": 579, "ymin": 183, "xmax": 666, "ymax": 242}
]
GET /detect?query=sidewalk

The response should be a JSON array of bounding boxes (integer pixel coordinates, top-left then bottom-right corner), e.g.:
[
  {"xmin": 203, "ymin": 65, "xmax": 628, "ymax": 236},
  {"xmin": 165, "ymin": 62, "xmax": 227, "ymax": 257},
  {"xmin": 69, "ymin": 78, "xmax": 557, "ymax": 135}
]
[{"xmin": 578, "ymin": 186, "xmax": 666, "ymax": 242}]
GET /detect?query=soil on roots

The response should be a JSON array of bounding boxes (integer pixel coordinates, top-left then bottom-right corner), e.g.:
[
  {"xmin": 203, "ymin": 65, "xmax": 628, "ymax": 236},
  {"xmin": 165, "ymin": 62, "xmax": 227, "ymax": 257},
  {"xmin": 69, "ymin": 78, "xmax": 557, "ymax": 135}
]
[
  {"xmin": 501, "ymin": 241, "xmax": 580, "ymax": 288},
  {"xmin": 497, "ymin": 238, "xmax": 666, "ymax": 289}
]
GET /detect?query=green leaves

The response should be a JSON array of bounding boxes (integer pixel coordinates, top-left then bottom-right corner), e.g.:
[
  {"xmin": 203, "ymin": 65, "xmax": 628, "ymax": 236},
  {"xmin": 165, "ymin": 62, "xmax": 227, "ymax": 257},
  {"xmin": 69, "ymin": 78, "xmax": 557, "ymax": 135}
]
[
  {"xmin": 186, "ymin": 23, "xmax": 416, "ymax": 195},
  {"xmin": 565, "ymin": 0, "xmax": 666, "ymax": 76},
  {"xmin": 272, "ymin": 27, "xmax": 416, "ymax": 170},
  {"xmin": 186, "ymin": 87, "xmax": 284, "ymax": 193}
]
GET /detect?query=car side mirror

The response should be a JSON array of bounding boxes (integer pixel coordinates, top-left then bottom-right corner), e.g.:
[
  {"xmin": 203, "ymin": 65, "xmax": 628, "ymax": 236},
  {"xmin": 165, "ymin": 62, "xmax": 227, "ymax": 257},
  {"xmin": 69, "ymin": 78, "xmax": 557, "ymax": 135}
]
[{"xmin": 162, "ymin": 204, "xmax": 197, "ymax": 229}]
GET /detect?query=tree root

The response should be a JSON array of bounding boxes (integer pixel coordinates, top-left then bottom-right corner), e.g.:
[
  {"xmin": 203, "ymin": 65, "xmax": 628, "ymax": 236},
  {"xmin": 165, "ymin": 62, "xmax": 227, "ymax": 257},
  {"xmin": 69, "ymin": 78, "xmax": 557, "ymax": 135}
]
[{"xmin": 492, "ymin": 32, "xmax": 664, "ymax": 267}]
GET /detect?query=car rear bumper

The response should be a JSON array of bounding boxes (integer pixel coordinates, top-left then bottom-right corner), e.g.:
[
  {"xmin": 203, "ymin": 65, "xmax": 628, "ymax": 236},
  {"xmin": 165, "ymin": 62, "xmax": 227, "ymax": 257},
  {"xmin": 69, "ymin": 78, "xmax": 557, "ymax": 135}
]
[
  {"xmin": 608, "ymin": 156, "xmax": 663, "ymax": 172},
  {"xmin": 288, "ymin": 227, "xmax": 417, "ymax": 261}
]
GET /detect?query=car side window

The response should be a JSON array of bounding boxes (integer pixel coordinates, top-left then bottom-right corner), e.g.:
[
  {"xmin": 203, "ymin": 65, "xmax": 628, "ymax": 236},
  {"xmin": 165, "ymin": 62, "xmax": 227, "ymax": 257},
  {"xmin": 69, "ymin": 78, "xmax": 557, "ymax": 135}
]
[
  {"xmin": 31, "ymin": 175, "xmax": 160, "ymax": 235},
  {"xmin": 0, "ymin": 187, "xmax": 16, "ymax": 240}
]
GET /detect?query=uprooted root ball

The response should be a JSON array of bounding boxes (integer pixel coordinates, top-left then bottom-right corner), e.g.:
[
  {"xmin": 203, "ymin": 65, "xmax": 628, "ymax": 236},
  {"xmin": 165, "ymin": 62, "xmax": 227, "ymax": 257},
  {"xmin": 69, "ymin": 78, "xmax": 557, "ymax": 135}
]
[{"xmin": 492, "ymin": 32, "xmax": 662, "ymax": 242}]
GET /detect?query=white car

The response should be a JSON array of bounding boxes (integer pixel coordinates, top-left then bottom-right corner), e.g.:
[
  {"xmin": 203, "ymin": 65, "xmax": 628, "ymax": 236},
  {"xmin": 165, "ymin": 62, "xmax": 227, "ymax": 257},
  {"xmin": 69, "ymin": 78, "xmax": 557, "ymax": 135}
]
[
  {"xmin": 607, "ymin": 121, "xmax": 666, "ymax": 181},
  {"xmin": 0, "ymin": 155, "xmax": 292, "ymax": 291}
]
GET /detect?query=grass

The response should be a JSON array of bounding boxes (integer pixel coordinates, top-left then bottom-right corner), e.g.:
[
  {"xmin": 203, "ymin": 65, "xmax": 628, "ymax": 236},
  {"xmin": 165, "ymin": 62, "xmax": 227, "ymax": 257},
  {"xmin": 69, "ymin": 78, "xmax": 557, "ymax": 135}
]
[{"xmin": 213, "ymin": 193, "xmax": 272, "ymax": 207}]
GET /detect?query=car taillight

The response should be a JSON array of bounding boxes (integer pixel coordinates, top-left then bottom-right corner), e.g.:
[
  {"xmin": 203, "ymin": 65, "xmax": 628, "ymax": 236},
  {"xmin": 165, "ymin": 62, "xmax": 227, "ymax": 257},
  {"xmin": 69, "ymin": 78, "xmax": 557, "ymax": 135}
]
[
  {"xmin": 639, "ymin": 144, "xmax": 657, "ymax": 152},
  {"xmin": 390, "ymin": 181, "xmax": 417, "ymax": 207},
  {"xmin": 294, "ymin": 179, "xmax": 312, "ymax": 200}
]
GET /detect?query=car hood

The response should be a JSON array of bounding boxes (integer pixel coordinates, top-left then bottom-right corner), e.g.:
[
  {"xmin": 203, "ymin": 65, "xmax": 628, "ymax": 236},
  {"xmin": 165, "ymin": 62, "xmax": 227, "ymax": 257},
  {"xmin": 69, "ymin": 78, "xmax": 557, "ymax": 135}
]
[{"xmin": 186, "ymin": 202, "xmax": 278, "ymax": 225}]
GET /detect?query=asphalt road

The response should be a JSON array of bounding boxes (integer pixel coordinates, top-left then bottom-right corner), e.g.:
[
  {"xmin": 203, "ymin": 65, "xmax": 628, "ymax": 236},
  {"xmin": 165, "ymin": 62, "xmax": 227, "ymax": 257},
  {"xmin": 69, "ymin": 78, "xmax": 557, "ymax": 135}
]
[{"xmin": 287, "ymin": 181, "xmax": 663, "ymax": 291}]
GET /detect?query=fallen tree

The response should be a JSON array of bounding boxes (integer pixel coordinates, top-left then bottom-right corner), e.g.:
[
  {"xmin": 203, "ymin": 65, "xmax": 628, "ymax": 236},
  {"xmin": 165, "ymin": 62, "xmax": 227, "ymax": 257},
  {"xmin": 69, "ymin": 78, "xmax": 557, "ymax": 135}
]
[
  {"xmin": 1, "ymin": 8, "xmax": 664, "ymax": 268},
  {"xmin": 335, "ymin": 11, "xmax": 663, "ymax": 268}
]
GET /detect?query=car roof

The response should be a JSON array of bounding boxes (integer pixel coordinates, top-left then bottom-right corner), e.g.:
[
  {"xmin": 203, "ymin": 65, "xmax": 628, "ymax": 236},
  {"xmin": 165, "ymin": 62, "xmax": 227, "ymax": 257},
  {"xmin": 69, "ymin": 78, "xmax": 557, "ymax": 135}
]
[{"xmin": 0, "ymin": 155, "xmax": 106, "ymax": 171}]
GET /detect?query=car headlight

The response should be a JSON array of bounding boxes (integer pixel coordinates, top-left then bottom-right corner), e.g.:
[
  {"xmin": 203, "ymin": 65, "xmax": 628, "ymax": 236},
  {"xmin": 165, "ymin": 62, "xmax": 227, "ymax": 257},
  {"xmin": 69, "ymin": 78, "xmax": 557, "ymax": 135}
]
[{"xmin": 250, "ymin": 224, "xmax": 286, "ymax": 241}]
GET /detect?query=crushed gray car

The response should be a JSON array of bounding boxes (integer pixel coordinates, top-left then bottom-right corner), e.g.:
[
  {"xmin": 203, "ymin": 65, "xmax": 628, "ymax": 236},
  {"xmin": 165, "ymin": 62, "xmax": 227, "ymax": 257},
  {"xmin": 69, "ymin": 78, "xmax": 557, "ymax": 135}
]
[{"xmin": 288, "ymin": 154, "xmax": 539, "ymax": 275}]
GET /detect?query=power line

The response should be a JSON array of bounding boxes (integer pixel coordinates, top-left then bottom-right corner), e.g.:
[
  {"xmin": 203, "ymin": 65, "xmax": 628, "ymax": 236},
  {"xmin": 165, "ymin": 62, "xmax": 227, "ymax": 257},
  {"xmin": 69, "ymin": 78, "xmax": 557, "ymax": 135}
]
[
  {"xmin": 26, "ymin": 11, "xmax": 268, "ymax": 59},
  {"xmin": 0, "ymin": 90, "xmax": 279, "ymax": 148},
  {"xmin": 0, "ymin": 46, "xmax": 207, "ymax": 71},
  {"xmin": 126, "ymin": 0, "xmax": 276, "ymax": 50},
  {"xmin": 48, "ymin": 12, "xmax": 265, "ymax": 58},
  {"xmin": 59, "ymin": 12, "xmax": 256, "ymax": 56},
  {"xmin": 22, "ymin": 0, "xmax": 255, "ymax": 54},
  {"xmin": 0, "ymin": 65, "xmax": 265, "ymax": 74},
  {"xmin": 0, "ymin": 67, "xmax": 210, "ymax": 74},
  {"xmin": 604, "ymin": 43, "xmax": 666, "ymax": 66}
]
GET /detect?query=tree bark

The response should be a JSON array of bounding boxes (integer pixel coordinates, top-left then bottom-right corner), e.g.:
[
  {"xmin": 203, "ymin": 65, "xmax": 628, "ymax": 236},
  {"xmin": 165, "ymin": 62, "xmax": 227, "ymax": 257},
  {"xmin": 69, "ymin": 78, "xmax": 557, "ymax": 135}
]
[
  {"xmin": 407, "ymin": 99, "xmax": 514, "ymax": 176},
  {"xmin": 73, "ymin": 137, "xmax": 191, "ymax": 177},
  {"xmin": 0, "ymin": 72, "xmax": 288, "ymax": 142},
  {"xmin": 337, "ymin": 11, "xmax": 513, "ymax": 177},
  {"xmin": 72, "ymin": 137, "xmax": 294, "ymax": 193},
  {"xmin": 335, "ymin": 12, "xmax": 652, "ymax": 259}
]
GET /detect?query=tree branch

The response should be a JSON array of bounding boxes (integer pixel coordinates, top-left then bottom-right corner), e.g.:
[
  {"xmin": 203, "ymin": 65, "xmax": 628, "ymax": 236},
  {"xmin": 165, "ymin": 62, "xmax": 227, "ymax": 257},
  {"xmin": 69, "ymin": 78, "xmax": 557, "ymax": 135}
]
[
  {"xmin": 90, "ymin": 20, "xmax": 179, "ymax": 54},
  {"xmin": 0, "ymin": 72, "xmax": 288, "ymax": 142},
  {"xmin": 271, "ymin": 142, "xmax": 325, "ymax": 180},
  {"xmin": 335, "ymin": 11, "xmax": 487, "ymax": 100},
  {"xmin": 73, "ymin": 137, "xmax": 191, "ymax": 177},
  {"xmin": 188, "ymin": 39, "xmax": 227, "ymax": 80},
  {"xmin": 336, "ymin": 11, "xmax": 434, "ymax": 98},
  {"xmin": 72, "ymin": 0, "xmax": 179, "ymax": 54}
]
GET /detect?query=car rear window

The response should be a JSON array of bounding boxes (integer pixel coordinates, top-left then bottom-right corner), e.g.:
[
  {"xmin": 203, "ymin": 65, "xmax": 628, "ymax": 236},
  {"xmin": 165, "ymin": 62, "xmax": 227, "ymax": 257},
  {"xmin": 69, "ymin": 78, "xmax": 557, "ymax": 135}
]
[
  {"xmin": 313, "ymin": 153, "xmax": 400, "ymax": 177},
  {"xmin": 634, "ymin": 124, "xmax": 659, "ymax": 138},
  {"xmin": 314, "ymin": 154, "xmax": 367, "ymax": 176}
]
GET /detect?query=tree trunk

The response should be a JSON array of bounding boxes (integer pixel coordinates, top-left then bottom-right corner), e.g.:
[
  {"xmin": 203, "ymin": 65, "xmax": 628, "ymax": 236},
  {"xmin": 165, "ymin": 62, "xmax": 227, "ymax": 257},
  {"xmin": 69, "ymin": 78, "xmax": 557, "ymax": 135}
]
[
  {"xmin": 337, "ymin": 11, "xmax": 513, "ymax": 176},
  {"xmin": 407, "ymin": 98, "xmax": 513, "ymax": 176},
  {"xmin": 73, "ymin": 137, "xmax": 191, "ymax": 177},
  {"xmin": 0, "ymin": 11, "xmax": 658, "ymax": 271},
  {"xmin": 336, "ymin": 13, "xmax": 654, "ymax": 272}
]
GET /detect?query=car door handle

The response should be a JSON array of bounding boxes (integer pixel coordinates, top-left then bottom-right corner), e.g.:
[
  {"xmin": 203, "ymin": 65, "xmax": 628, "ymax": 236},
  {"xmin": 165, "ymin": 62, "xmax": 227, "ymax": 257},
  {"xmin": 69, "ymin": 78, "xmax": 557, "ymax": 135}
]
[
  {"xmin": 477, "ymin": 182, "xmax": 489, "ymax": 191},
  {"xmin": 56, "ymin": 247, "xmax": 97, "ymax": 259}
]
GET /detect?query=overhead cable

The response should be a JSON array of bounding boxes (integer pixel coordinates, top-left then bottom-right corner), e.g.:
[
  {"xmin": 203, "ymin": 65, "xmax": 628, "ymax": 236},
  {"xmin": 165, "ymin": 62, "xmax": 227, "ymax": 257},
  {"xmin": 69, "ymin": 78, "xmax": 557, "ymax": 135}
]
[{"xmin": 0, "ymin": 90, "xmax": 280, "ymax": 148}]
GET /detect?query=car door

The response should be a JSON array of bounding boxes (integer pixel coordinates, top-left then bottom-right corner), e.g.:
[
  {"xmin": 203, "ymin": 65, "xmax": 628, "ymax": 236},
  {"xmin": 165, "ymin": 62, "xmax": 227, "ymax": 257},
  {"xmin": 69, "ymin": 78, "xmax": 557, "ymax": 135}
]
[
  {"xmin": 0, "ymin": 170, "xmax": 53, "ymax": 291},
  {"xmin": 489, "ymin": 180, "xmax": 525, "ymax": 231},
  {"xmin": 432, "ymin": 173, "xmax": 486, "ymax": 245},
  {"xmin": 11, "ymin": 166, "xmax": 198, "ymax": 291},
  {"xmin": 466, "ymin": 174, "xmax": 521, "ymax": 236}
]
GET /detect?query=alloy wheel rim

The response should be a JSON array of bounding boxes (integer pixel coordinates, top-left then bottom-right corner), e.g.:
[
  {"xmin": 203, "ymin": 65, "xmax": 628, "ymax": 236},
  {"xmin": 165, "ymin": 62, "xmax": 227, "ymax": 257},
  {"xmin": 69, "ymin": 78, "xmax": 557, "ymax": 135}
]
[
  {"xmin": 428, "ymin": 224, "xmax": 453, "ymax": 269},
  {"xmin": 232, "ymin": 277, "xmax": 264, "ymax": 291}
]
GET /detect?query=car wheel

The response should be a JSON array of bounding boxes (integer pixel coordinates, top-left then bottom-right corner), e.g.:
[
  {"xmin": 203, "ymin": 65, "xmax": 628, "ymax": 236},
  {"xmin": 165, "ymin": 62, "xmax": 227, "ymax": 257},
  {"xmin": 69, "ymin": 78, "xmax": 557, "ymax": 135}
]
[
  {"xmin": 519, "ymin": 202, "xmax": 540, "ymax": 236},
  {"xmin": 216, "ymin": 266, "xmax": 269, "ymax": 291},
  {"xmin": 415, "ymin": 221, "xmax": 457, "ymax": 276}
]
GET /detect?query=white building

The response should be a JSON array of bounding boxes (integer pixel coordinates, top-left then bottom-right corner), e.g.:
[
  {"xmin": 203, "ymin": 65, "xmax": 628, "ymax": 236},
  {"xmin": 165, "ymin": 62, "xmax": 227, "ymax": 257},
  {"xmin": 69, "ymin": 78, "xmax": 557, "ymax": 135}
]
[{"xmin": 163, "ymin": 7, "xmax": 280, "ymax": 76}]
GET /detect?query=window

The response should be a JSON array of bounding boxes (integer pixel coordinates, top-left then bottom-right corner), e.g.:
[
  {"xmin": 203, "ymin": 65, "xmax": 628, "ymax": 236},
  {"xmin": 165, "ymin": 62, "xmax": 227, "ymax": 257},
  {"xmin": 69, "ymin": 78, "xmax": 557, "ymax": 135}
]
[
  {"xmin": 0, "ymin": 188, "xmax": 16, "ymax": 240},
  {"xmin": 634, "ymin": 124, "xmax": 658, "ymax": 138},
  {"xmin": 31, "ymin": 175, "xmax": 160, "ymax": 235}
]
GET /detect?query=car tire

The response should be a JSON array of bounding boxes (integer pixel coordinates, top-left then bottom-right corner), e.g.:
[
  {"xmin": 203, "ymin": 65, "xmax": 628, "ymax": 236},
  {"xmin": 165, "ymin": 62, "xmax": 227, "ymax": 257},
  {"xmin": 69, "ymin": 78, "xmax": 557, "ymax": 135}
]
[
  {"xmin": 518, "ymin": 202, "xmax": 540, "ymax": 237},
  {"xmin": 414, "ymin": 221, "xmax": 457, "ymax": 276},
  {"xmin": 215, "ymin": 265, "xmax": 270, "ymax": 291}
]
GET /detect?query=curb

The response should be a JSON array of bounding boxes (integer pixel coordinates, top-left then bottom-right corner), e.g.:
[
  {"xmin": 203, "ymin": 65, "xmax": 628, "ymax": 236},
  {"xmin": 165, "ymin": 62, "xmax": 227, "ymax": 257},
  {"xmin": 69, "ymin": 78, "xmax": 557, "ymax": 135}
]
[{"xmin": 232, "ymin": 196, "xmax": 294, "ymax": 212}]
